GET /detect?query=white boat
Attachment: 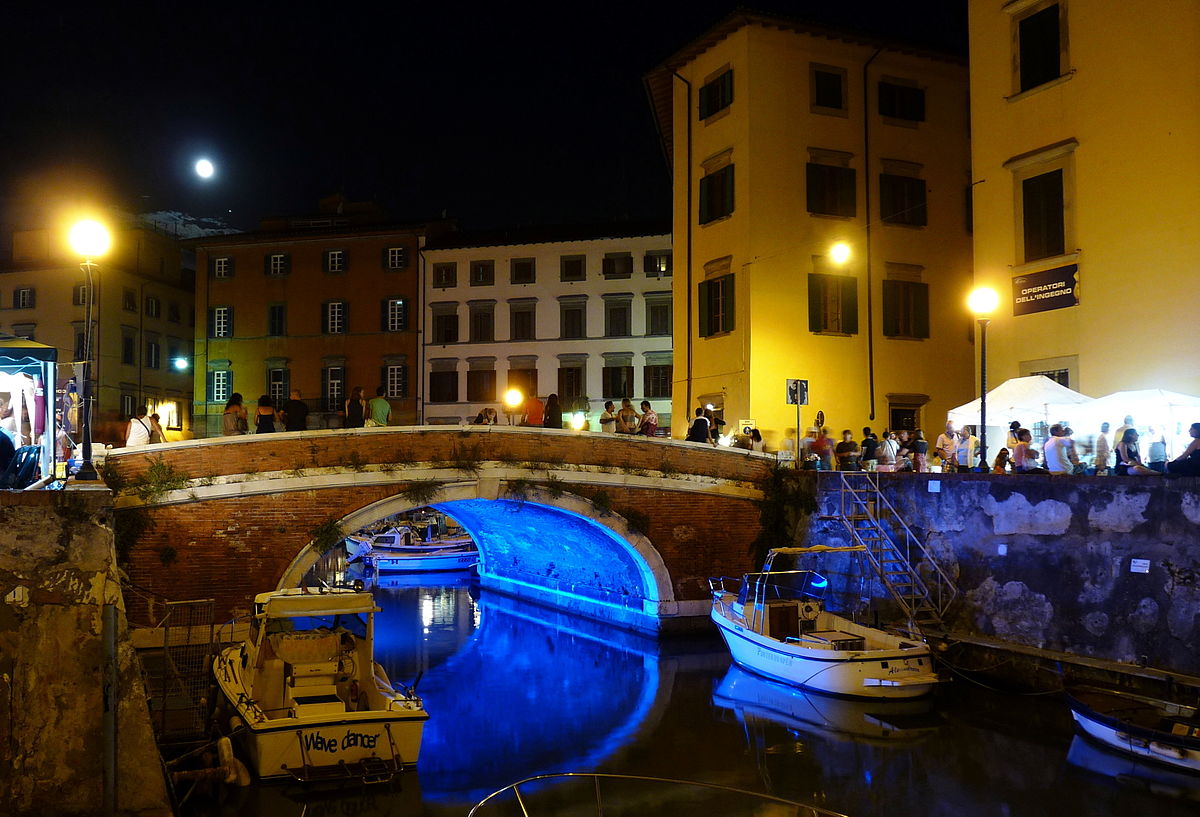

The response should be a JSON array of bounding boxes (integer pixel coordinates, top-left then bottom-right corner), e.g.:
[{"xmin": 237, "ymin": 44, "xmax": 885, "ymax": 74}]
[
  {"xmin": 1067, "ymin": 685, "xmax": 1200, "ymax": 774},
  {"xmin": 708, "ymin": 547, "xmax": 941, "ymax": 699},
  {"xmin": 362, "ymin": 526, "xmax": 478, "ymax": 573},
  {"xmin": 344, "ymin": 534, "xmax": 372, "ymax": 563},
  {"xmin": 212, "ymin": 587, "xmax": 429, "ymax": 783}
]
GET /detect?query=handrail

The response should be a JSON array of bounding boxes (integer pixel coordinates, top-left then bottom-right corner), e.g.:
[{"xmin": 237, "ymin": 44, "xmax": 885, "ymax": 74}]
[
  {"xmin": 823, "ymin": 471, "xmax": 958, "ymax": 627},
  {"xmin": 468, "ymin": 772, "xmax": 850, "ymax": 817}
]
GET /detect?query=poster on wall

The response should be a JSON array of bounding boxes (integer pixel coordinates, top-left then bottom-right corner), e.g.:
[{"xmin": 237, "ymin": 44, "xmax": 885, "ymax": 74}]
[{"xmin": 1012, "ymin": 264, "xmax": 1079, "ymax": 316}]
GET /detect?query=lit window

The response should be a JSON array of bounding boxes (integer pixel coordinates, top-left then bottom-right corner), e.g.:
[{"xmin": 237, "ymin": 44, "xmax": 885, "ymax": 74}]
[
  {"xmin": 210, "ymin": 370, "xmax": 231, "ymax": 403},
  {"xmin": 145, "ymin": 296, "xmax": 161, "ymax": 318},
  {"xmin": 323, "ymin": 301, "xmax": 346, "ymax": 334},
  {"xmin": 384, "ymin": 298, "xmax": 408, "ymax": 332},
  {"xmin": 386, "ymin": 365, "xmax": 408, "ymax": 399},
  {"xmin": 322, "ymin": 366, "xmax": 344, "ymax": 411},
  {"xmin": 209, "ymin": 306, "xmax": 233, "ymax": 338}
]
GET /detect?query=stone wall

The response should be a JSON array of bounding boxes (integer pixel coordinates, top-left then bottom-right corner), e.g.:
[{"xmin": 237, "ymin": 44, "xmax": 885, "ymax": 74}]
[
  {"xmin": 0, "ymin": 487, "xmax": 171, "ymax": 817},
  {"xmin": 809, "ymin": 473, "xmax": 1200, "ymax": 677}
]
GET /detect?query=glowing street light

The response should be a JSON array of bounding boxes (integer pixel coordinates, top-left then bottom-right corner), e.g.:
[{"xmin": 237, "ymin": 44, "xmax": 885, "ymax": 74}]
[
  {"xmin": 69, "ymin": 218, "xmax": 111, "ymax": 482},
  {"xmin": 173, "ymin": 357, "xmax": 190, "ymax": 371},
  {"xmin": 968, "ymin": 286, "xmax": 1000, "ymax": 471},
  {"xmin": 569, "ymin": 412, "xmax": 586, "ymax": 431},
  {"xmin": 503, "ymin": 388, "xmax": 524, "ymax": 425},
  {"xmin": 829, "ymin": 241, "xmax": 851, "ymax": 265}
]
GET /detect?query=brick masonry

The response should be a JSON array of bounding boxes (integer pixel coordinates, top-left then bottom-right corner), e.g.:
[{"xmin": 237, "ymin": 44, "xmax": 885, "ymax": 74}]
[{"xmin": 104, "ymin": 428, "xmax": 775, "ymax": 626}]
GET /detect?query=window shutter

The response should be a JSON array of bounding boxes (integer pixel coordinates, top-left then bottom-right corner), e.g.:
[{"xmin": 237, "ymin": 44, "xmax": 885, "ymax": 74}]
[
  {"xmin": 320, "ymin": 303, "xmax": 329, "ymax": 334},
  {"xmin": 263, "ymin": 254, "xmax": 271, "ymax": 276},
  {"xmin": 228, "ymin": 258, "xmax": 235, "ymax": 277},
  {"xmin": 808, "ymin": 275, "xmax": 823, "ymax": 332},
  {"xmin": 207, "ymin": 308, "xmax": 215, "ymax": 338},
  {"xmin": 838, "ymin": 168, "xmax": 856, "ymax": 217},
  {"xmin": 698, "ymin": 280, "xmax": 711, "ymax": 337},
  {"xmin": 724, "ymin": 274, "xmax": 735, "ymax": 331},
  {"xmin": 207, "ymin": 257, "xmax": 215, "ymax": 276},
  {"xmin": 840, "ymin": 275, "xmax": 858, "ymax": 335},
  {"xmin": 206, "ymin": 371, "xmax": 214, "ymax": 402},
  {"xmin": 341, "ymin": 248, "xmax": 350, "ymax": 271},
  {"xmin": 28, "ymin": 289, "xmax": 35, "ymax": 308},
  {"xmin": 381, "ymin": 248, "xmax": 390, "ymax": 270},
  {"xmin": 342, "ymin": 302, "xmax": 349, "ymax": 333},
  {"xmin": 913, "ymin": 282, "xmax": 930, "ymax": 339},
  {"xmin": 380, "ymin": 299, "xmax": 389, "ymax": 331},
  {"xmin": 723, "ymin": 167, "xmax": 735, "ymax": 215},
  {"xmin": 283, "ymin": 254, "xmax": 291, "ymax": 275},
  {"xmin": 698, "ymin": 177, "xmax": 710, "ymax": 224},
  {"xmin": 321, "ymin": 368, "xmax": 330, "ymax": 407},
  {"xmin": 882, "ymin": 280, "xmax": 900, "ymax": 337},
  {"xmin": 226, "ymin": 306, "xmax": 234, "ymax": 337}
]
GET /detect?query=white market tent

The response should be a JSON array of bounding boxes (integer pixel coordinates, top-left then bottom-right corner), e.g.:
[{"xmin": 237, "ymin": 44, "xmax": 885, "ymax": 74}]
[
  {"xmin": 947, "ymin": 375, "xmax": 1092, "ymax": 430},
  {"xmin": 1051, "ymin": 388, "xmax": 1200, "ymax": 457}
]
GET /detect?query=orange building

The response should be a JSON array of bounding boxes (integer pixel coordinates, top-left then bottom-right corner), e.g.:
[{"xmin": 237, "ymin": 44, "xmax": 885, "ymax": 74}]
[{"xmin": 191, "ymin": 199, "xmax": 450, "ymax": 436}]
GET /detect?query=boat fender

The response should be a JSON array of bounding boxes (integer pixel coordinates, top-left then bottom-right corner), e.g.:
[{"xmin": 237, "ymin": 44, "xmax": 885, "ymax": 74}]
[
  {"xmin": 229, "ymin": 715, "xmax": 245, "ymax": 734},
  {"xmin": 217, "ymin": 737, "xmax": 237, "ymax": 784}
]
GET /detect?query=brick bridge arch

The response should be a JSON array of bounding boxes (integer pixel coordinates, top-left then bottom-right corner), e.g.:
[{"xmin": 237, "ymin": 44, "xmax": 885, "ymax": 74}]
[{"xmin": 106, "ymin": 426, "xmax": 773, "ymax": 633}]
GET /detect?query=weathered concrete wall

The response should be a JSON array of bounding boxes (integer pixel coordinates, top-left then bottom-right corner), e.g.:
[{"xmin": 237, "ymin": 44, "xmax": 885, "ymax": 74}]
[
  {"xmin": 809, "ymin": 473, "xmax": 1200, "ymax": 677},
  {"xmin": 0, "ymin": 488, "xmax": 171, "ymax": 817}
]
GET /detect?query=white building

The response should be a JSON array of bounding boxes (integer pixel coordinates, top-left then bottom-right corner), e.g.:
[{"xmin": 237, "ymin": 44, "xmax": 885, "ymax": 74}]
[{"xmin": 421, "ymin": 223, "xmax": 673, "ymax": 431}]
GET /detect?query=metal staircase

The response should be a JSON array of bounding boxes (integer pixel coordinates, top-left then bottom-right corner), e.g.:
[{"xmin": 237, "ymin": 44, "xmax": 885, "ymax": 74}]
[{"xmin": 823, "ymin": 471, "xmax": 958, "ymax": 630}]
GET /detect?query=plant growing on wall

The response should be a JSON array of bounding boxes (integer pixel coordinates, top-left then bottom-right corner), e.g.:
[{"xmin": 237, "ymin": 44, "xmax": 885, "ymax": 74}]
[
  {"xmin": 398, "ymin": 480, "xmax": 440, "ymax": 506},
  {"xmin": 129, "ymin": 456, "xmax": 192, "ymax": 503},
  {"xmin": 749, "ymin": 465, "xmax": 818, "ymax": 567},
  {"xmin": 309, "ymin": 517, "xmax": 345, "ymax": 554}
]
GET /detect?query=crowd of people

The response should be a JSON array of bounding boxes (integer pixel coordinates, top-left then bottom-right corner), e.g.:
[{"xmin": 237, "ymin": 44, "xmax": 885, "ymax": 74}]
[{"xmin": 797, "ymin": 415, "xmax": 1200, "ymax": 478}]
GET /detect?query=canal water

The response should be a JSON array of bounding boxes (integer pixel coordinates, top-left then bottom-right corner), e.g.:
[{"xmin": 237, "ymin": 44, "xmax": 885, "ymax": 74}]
[{"xmin": 191, "ymin": 577, "xmax": 1200, "ymax": 817}]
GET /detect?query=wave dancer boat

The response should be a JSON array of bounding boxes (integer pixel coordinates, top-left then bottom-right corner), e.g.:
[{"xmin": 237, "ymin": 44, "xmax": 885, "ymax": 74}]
[{"xmin": 213, "ymin": 588, "xmax": 428, "ymax": 783}]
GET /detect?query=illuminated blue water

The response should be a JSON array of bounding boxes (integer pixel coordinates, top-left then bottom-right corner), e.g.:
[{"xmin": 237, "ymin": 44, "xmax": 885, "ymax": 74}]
[{"xmin": 202, "ymin": 581, "xmax": 1200, "ymax": 817}]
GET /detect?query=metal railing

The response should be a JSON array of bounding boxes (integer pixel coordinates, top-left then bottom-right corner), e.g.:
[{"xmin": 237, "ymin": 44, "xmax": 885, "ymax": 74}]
[
  {"xmin": 824, "ymin": 471, "xmax": 958, "ymax": 630},
  {"xmin": 468, "ymin": 772, "xmax": 849, "ymax": 817}
]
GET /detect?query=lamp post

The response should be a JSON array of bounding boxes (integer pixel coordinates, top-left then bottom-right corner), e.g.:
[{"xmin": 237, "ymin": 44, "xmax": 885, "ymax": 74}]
[
  {"xmin": 68, "ymin": 219, "xmax": 111, "ymax": 481},
  {"xmin": 967, "ymin": 287, "xmax": 1000, "ymax": 471}
]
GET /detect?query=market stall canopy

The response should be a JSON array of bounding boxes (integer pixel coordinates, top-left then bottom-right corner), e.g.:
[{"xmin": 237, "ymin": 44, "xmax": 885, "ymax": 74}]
[
  {"xmin": 0, "ymin": 335, "xmax": 58, "ymax": 482},
  {"xmin": 947, "ymin": 375, "xmax": 1092, "ymax": 429},
  {"xmin": 1052, "ymin": 388, "xmax": 1200, "ymax": 447}
]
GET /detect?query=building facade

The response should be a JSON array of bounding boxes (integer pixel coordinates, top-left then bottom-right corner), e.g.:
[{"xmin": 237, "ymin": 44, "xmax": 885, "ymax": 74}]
[
  {"xmin": 421, "ymin": 224, "xmax": 673, "ymax": 430},
  {"xmin": 646, "ymin": 11, "xmax": 975, "ymax": 450},
  {"xmin": 192, "ymin": 200, "xmax": 449, "ymax": 436},
  {"xmin": 968, "ymin": 0, "xmax": 1200, "ymax": 398},
  {"xmin": 0, "ymin": 212, "xmax": 194, "ymax": 444}
]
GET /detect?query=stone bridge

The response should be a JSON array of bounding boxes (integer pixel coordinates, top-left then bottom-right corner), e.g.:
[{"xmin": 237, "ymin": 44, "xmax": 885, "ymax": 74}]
[{"xmin": 104, "ymin": 426, "xmax": 776, "ymax": 633}]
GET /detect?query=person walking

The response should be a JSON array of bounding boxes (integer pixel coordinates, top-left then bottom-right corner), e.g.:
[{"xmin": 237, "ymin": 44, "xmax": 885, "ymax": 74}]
[
  {"xmin": 1093, "ymin": 422, "xmax": 1112, "ymax": 474},
  {"xmin": 282, "ymin": 390, "xmax": 309, "ymax": 432},
  {"xmin": 222, "ymin": 393, "xmax": 248, "ymax": 436},
  {"xmin": 366, "ymin": 387, "xmax": 392, "ymax": 427}
]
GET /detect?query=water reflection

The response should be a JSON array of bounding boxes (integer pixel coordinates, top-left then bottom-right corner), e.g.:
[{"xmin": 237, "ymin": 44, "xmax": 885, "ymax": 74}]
[{"xmin": 372, "ymin": 579, "xmax": 667, "ymax": 806}]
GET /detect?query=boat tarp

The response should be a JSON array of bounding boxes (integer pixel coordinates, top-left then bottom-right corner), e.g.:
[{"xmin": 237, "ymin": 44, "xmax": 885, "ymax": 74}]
[{"xmin": 258, "ymin": 591, "xmax": 378, "ymax": 618}]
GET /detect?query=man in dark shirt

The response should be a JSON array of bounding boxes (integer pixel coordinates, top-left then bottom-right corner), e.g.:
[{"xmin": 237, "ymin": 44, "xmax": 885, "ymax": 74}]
[
  {"xmin": 282, "ymin": 390, "xmax": 310, "ymax": 432},
  {"xmin": 860, "ymin": 427, "xmax": 879, "ymax": 469}
]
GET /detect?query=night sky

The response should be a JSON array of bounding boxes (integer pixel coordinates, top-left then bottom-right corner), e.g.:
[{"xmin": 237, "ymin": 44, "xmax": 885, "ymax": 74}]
[{"xmin": 1, "ymin": 2, "xmax": 966, "ymax": 233}]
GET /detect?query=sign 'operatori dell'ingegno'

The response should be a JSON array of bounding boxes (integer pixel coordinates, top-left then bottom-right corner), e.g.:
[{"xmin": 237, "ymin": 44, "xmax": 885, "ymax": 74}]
[{"xmin": 1012, "ymin": 264, "xmax": 1079, "ymax": 316}]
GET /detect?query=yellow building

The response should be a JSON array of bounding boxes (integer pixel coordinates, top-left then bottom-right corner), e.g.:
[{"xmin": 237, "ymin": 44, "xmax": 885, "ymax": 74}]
[
  {"xmin": 0, "ymin": 213, "xmax": 194, "ymax": 444},
  {"xmin": 968, "ymin": 0, "xmax": 1200, "ymax": 397},
  {"xmin": 646, "ymin": 11, "xmax": 975, "ymax": 450}
]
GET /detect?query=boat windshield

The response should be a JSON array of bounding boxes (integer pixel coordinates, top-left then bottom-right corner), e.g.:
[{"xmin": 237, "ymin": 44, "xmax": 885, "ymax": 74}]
[
  {"xmin": 736, "ymin": 570, "xmax": 827, "ymax": 606},
  {"xmin": 266, "ymin": 611, "xmax": 369, "ymax": 639}
]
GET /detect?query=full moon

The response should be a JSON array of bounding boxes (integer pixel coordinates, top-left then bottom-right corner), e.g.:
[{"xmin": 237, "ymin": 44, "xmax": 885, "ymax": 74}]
[{"xmin": 195, "ymin": 158, "xmax": 215, "ymax": 179}]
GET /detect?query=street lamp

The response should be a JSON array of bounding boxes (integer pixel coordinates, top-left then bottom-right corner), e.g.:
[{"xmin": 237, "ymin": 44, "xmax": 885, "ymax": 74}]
[
  {"xmin": 68, "ymin": 219, "xmax": 111, "ymax": 481},
  {"xmin": 829, "ymin": 241, "xmax": 851, "ymax": 265},
  {"xmin": 503, "ymin": 388, "xmax": 524, "ymax": 425},
  {"xmin": 967, "ymin": 286, "xmax": 1000, "ymax": 471}
]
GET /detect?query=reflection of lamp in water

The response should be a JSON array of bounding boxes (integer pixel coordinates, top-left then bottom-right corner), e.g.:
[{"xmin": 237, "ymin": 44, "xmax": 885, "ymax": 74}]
[
  {"xmin": 68, "ymin": 219, "xmax": 111, "ymax": 482},
  {"xmin": 503, "ymin": 388, "xmax": 524, "ymax": 425}
]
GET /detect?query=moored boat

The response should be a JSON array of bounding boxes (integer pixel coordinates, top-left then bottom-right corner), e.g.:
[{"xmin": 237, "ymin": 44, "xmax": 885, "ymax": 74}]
[
  {"xmin": 1067, "ymin": 684, "xmax": 1200, "ymax": 774},
  {"xmin": 708, "ymin": 547, "xmax": 941, "ymax": 699},
  {"xmin": 362, "ymin": 526, "xmax": 478, "ymax": 573},
  {"xmin": 213, "ymin": 587, "xmax": 429, "ymax": 783}
]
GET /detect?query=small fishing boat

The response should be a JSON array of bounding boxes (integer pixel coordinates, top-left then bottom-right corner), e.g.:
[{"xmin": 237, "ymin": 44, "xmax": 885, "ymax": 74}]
[
  {"xmin": 362, "ymin": 526, "xmax": 478, "ymax": 573},
  {"xmin": 1067, "ymin": 735, "xmax": 1200, "ymax": 802},
  {"xmin": 1067, "ymin": 685, "xmax": 1200, "ymax": 774},
  {"xmin": 708, "ymin": 546, "xmax": 941, "ymax": 699},
  {"xmin": 344, "ymin": 534, "xmax": 373, "ymax": 563},
  {"xmin": 213, "ymin": 587, "xmax": 429, "ymax": 783}
]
